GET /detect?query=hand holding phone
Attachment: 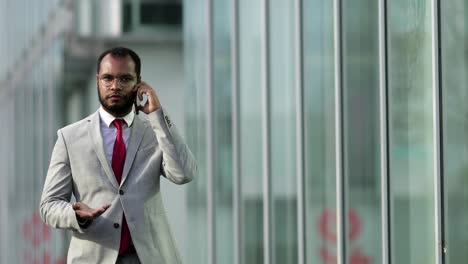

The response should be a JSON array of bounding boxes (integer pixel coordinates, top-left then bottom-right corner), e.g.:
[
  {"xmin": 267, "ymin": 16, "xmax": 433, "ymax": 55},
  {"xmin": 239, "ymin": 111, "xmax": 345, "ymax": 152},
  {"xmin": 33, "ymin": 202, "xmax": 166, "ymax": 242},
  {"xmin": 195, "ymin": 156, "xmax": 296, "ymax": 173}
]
[{"xmin": 134, "ymin": 80, "xmax": 162, "ymax": 114}]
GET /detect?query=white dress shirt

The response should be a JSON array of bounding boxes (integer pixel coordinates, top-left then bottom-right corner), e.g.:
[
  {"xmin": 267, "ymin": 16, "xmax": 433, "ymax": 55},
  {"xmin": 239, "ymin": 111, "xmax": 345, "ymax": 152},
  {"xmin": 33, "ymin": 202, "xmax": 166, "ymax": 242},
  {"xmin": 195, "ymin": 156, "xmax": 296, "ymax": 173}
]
[{"xmin": 98, "ymin": 106, "xmax": 135, "ymax": 164}]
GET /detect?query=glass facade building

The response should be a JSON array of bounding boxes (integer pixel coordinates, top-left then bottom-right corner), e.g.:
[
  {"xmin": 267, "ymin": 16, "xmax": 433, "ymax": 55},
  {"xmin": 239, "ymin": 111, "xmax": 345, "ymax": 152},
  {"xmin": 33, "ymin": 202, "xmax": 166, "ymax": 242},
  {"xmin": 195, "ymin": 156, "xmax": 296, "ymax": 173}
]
[
  {"xmin": 0, "ymin": 1, "xmax": 68, "ymax": 263},
  {"xmin": 0, "ymin": 0, "xmax": 186, "ymax": 263},
  {"xmin": 2, "ymin": 0, "xmax": 468, "ymax": 263},
  {"xmin": 184, "ymin": 0, "xmax": 468, "ymax": 264}
]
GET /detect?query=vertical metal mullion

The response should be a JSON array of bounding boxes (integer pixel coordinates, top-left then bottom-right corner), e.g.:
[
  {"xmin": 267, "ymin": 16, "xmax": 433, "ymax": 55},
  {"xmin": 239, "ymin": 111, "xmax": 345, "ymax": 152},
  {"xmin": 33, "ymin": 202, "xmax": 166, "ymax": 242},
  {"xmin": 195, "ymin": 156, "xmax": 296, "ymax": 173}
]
[
  {"xmin": 333, "ymin": 0, "xmax": 346, "ymax": 263},
  {"xmin": 0, "ymin": 1, "xmax": 5, "ymax": 257},
  {"xmin": 38, "ymin": 61, "xmax": 44, "ymax": 193},
  {"xmin": 0, "ymin": 103, "xmax": 6, "ymax": 264},
  {"xmin": 0, "ymin": 4, "xmax": 6, "ymax": 259},
  {"xmin": 378, "ymin": 0, "xmax": 390, "ymax": 263},
  {"xmin": 261, "ymin": 0, "xmax": 272, "ymax": 263},
  {"xmin": 231, "ymin": 0, "xmax": 242, "ymax": 263},
  {"xmin": 206, "ymin": 0, "xmax": 216, "ymax": 263},
  {"xmin": 294, "ymin": 0, "xmax": 305, "ymax": 263},
  {"xmin": 431, "ymin": 0, "xmax": 444, "ymax": 263}
]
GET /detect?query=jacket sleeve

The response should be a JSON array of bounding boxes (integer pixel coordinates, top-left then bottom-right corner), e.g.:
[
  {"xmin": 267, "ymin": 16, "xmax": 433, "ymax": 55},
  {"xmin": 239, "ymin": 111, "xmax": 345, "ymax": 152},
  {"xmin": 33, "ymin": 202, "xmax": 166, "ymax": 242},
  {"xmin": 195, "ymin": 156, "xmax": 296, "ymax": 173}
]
[
  {"xmin": 147, "ymin": 108, "xmax": 197, "ymax": 184},
  {"xmin": 39, "ymin": 129, "xmax": 85, "ymax": 233}
]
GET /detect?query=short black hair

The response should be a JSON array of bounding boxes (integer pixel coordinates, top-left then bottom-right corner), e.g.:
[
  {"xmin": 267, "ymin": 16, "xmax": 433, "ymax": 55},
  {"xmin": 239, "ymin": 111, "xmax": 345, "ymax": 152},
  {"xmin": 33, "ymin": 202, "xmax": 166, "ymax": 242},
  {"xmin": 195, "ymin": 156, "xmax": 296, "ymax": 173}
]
[{"xmin": 96, "ymin": 47, "xmax": 141, "ymax": 78}]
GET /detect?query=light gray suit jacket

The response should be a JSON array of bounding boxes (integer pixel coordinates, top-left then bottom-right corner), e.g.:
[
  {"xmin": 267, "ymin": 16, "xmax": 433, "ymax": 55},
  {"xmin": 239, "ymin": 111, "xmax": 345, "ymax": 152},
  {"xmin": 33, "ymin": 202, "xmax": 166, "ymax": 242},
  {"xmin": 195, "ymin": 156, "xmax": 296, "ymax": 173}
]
[{"xmin": 40, "ymin": 108, "xmax": 197, "ymax": 264}]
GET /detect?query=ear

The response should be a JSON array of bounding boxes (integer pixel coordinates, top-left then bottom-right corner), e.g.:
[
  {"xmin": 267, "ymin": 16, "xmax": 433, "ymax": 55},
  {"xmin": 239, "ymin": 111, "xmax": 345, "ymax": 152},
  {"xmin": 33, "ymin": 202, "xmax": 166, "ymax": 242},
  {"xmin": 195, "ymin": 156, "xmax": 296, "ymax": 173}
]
[
  {"xmin": 132, "ymin": 76, "xmax": 141, "ymax": 91},
  {"xmin": 132, "ymin": 80, "xmax": 140, "ymax": 92}
]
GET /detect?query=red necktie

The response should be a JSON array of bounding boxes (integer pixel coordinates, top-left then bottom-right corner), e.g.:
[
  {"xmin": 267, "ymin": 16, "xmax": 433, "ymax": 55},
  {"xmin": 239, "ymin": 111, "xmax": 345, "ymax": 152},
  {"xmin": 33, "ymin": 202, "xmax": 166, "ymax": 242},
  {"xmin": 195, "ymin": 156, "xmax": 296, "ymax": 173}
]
[{"xmin": 112, "ymin": 119, "xmax": 131, "ymax": 254}]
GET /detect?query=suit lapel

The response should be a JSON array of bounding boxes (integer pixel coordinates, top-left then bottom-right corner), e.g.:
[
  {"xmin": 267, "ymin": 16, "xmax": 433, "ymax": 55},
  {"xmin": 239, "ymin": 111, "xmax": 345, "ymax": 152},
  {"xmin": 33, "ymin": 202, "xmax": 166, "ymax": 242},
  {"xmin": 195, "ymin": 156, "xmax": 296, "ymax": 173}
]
[
  {"xmin": 87, "ymin": 112, "xmax": 119, "ymax": 189},
  {"xmin": 121, "ymin": 115, "xmax": 147, "ymax": 186}
]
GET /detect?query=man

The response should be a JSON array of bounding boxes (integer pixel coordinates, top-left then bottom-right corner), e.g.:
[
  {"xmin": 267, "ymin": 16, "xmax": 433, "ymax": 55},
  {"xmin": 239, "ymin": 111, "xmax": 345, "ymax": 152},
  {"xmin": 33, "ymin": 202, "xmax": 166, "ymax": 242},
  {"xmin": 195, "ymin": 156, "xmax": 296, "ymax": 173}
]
[{"xmin": 40, "ymin": 47, "xmax": 196, "ymax": 264}]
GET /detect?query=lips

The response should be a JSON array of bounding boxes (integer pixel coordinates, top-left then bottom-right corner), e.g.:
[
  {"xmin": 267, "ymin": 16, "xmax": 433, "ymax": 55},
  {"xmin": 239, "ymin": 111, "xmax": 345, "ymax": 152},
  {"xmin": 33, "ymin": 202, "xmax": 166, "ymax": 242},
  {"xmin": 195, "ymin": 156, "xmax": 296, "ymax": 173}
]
[{"xmin": 108, "ymin": 94, "xmax": 123, "ymax": 99}]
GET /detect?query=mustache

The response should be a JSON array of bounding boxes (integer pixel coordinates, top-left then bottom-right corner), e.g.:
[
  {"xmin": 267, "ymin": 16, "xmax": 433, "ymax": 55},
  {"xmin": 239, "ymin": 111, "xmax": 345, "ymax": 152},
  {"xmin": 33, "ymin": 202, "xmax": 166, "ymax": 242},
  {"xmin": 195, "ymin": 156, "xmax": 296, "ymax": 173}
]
[
  {"xmin": 106, "ymin": 93, "xmax": 125, "ymax": 98},
  {"xmin": 103, "ymin": 91, "xmax": 137, "ymax": 98}
]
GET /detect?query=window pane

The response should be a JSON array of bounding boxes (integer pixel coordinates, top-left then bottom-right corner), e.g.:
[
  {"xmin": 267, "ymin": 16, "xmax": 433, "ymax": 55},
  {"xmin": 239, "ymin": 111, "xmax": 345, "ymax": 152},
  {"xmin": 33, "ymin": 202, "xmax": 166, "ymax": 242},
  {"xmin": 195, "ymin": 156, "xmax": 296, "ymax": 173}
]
[
  {"xmin": 442, "ymin": 1, "xmax": 468, "ymax": 263},
  {"xmin": 184, "ymin": 1, "xmax": 209, "ymax": 263},
  {"xmin": 343, "ymin": 0, "xmax": 381, "ymax": 262},
  {"xmin": 213, "ymin": 0, "xmax": 233, "ymax": 263},
  {"xmin": 239, "ymin": 0, "xmax": 264, "ymax": 263},
  {"xmin": 388, "ymin": 1, "xmax": 436, "ymax": 263},
  {"xmin": 303, "ymin": 0, "xmax": 337, "ymax": 263},
  {"xmin": 269, "ymin": 0, "xmax": 297, "ymax": 263}
]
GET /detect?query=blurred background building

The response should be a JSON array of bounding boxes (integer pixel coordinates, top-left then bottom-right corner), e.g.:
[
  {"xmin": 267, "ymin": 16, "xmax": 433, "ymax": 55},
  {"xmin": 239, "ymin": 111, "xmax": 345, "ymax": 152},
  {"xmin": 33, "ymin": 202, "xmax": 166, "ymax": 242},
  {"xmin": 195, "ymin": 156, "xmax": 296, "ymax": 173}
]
[{"xmin": 1, "ymin": 0, "xmax": 468, "ymax": 264}]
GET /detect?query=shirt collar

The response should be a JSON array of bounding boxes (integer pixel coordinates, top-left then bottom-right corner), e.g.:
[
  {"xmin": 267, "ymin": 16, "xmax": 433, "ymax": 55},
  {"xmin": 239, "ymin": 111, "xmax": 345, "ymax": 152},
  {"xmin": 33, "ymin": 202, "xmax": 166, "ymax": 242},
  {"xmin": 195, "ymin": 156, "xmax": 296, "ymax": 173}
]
[{"xmin": 99, "ymin": 106, "xmax": 135, "ymax": 128}]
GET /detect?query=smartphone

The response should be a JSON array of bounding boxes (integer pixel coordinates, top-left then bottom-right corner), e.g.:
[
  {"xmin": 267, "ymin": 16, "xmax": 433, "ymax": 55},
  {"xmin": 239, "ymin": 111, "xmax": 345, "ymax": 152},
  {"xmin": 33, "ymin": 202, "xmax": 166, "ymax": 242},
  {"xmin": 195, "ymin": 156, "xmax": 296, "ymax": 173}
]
[{"xmin": 134, "ymin": 79, "xmax": 141, "ymax": 114}]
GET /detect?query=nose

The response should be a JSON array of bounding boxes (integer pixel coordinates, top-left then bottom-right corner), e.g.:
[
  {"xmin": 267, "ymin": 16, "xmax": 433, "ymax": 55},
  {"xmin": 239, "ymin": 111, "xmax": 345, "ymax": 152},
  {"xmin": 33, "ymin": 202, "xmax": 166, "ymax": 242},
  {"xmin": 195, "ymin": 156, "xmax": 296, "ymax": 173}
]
[{"xmin": 109, "ymin": 79, "xmax": 122, "ymax": 90}]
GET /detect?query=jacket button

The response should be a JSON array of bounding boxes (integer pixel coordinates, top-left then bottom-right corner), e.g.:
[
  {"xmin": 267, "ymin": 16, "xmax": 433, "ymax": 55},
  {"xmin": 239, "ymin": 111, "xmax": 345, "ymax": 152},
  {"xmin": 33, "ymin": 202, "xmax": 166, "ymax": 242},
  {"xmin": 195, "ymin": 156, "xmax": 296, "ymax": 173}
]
[
  {"xmin": 114, "ymin": 223, "xmax": 120, "ymax": 228},
  {"xmin": 119, "ymin": 190, "xmax": 124, "ymax": 195}
]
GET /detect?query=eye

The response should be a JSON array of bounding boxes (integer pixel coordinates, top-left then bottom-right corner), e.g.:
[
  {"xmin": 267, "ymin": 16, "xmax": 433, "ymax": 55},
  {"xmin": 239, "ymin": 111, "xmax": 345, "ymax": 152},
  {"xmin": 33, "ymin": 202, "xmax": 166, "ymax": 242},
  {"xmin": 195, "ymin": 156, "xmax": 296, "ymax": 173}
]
[
  {"xmin": 102, "ymin": 76, "xmax": 113, "ymax": 81},
  {"xmin": 121, "ymin": 76, "xmax": 132, "ymax": 82}
]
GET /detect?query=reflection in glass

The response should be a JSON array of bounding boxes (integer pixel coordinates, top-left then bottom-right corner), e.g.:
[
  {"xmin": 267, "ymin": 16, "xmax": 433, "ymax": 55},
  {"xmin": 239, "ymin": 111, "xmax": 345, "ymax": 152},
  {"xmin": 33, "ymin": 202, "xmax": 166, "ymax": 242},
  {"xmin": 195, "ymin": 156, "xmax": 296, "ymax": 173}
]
[
  {"xmin": 342, "ymin": 0, "xmax": 381, "ymax": 262},
  {"xmin": 269, "ymin": 0, "xmax": 297, "ymax": 263},
  {"xmin": 213, "ymin": 0, "xmax": 234, "ymax": 263},
  {"xmin": 303, "ymin": 0, "xmax": 337, "ymax": 263},
  {"xmin": 2, "ymin": 40, "xmax": 65, "ymax": 263},
  {"xmin": 388, "ymin": 1, "xmax": 436, "ymax": 263},
  {"xmin": 239, "ymin": 0, "xmax": 264, "ymax": 263},
  {"xmin": 184, "ymin": 1, "xmax": 209, "ymax": 263},
  {"xmin": 442, "ymin": 1, "xmax": 468, "ymax": 263}
]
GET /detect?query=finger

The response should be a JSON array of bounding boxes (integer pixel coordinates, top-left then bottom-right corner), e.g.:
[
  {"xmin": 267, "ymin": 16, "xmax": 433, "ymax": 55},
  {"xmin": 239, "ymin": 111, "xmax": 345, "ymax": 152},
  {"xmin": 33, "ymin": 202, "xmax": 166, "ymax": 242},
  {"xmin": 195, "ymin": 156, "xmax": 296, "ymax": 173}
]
[
  {"xmin": 145, "ymin": 91, "xmax": 153, "ymax": 101},
  {"xmin": 95, "ymin": 209, "xmax": 105, "ymax": 216},
  {"xmin": 138, "ymin": 87, "xmax": 145, "ymax": 101},
  {"xmin": 72, "ymin": 202, "xmax": 79, "ymax": 210},
  {"xmin": 93, "ymin": 203, "xmax": 110, "ymax": 214},
  {"xmin": 92, "ymin": 208, "xmax": 106, "ymax": 217},
  {"xmin": 75, "ymin": 210, "xmax": 93, "ymax": 219},
  {"xmin": 89, "ymin": 210, "xmax": 102, "ymax": 218}
]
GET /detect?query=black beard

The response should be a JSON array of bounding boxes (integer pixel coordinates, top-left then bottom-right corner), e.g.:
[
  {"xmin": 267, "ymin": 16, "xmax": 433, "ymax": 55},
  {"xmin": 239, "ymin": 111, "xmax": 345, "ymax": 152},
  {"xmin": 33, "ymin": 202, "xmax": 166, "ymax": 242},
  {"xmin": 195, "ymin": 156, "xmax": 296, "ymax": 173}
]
[{"xmin": 98, "ymin": 86, "xmax": 137, "ymax": 117}]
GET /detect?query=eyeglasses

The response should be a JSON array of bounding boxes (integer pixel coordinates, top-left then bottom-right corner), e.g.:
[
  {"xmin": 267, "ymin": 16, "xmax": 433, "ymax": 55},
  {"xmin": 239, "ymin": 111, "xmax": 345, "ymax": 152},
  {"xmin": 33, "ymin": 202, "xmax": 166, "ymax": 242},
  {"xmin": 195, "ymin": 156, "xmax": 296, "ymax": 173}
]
[{"xmin": 99, "ymin": 74, "xmax": 136, "ymax": 88}]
